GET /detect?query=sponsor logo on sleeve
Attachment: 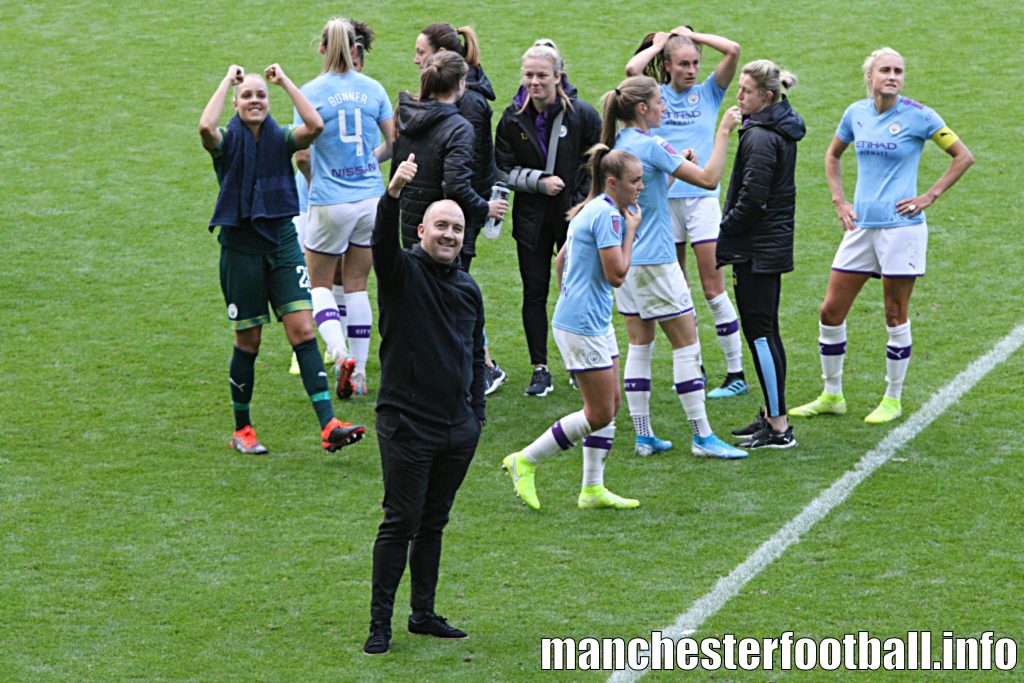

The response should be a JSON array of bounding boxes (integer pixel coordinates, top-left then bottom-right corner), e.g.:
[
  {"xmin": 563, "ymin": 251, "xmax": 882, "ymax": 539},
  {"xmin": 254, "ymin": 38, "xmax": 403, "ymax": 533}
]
[{"xmin": 611, "ymin": 214, "xmax": 622, "ymax": 237}]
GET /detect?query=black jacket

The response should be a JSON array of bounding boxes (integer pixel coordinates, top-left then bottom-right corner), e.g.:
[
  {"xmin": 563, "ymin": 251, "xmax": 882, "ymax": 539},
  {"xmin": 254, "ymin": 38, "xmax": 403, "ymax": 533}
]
[
  {"xmin": 372, "ymin": 193, "xmax": 486, "ymax": 426},
  {"xmin": 456, "ymin": 65, "xmax": 497, "ymax": 256},
  {"xmin": 391, "ymin": 92, "xmax": 489, "ymax": 249},
  {"xmin": 494, "ymin": 92, "xmax": 601, "ymax": 251},
  {"xmin": 717, "ymin": 96, "xmax": 806, "ymax": 274}
]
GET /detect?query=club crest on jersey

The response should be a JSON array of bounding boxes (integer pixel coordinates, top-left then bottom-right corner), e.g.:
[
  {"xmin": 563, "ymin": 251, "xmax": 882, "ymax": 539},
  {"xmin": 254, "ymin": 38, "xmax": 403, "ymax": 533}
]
[
  {"xmin": 559, "ymin": 125, "xmax": 568, "ymax": 138},
  {"xmin": 611, "ymin": 214, "xmax": 622, "ymax": 237},
  {"xmin": 889, "ymin": 122, "xmax": 902, "ymax": 135},
  {"xmin": 227, "ymin": 303, "xmax": 238, "ymax": 320},
  {"xmin": 687, "ymin": 92, "xmax": 700, "ymax": 105}
]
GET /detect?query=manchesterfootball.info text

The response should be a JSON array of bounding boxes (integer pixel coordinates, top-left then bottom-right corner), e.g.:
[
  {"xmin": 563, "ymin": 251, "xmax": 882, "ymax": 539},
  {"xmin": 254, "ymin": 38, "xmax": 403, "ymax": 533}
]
[{"xmin": 540, "ymin": 631, "xmax": 1018, "ymax": 672}]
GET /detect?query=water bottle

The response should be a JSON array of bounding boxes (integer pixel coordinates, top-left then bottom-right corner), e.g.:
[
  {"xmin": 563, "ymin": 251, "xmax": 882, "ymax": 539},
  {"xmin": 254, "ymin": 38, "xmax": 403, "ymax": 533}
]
[{"xmin": 482, "ymin": 182, "xmax": 511, "ymax": 239}]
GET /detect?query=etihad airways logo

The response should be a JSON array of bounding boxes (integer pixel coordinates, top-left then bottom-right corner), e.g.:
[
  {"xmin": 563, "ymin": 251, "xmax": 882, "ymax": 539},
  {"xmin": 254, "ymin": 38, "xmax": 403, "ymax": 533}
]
[{"xmin": 856, "ymin": 140, "xmax": 898, "ymax": 151}]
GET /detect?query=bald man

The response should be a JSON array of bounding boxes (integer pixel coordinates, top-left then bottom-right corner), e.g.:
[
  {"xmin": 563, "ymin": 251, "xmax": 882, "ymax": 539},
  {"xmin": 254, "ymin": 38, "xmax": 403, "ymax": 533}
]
[{"xmin": 363, "ymin": 156, "xmax": 486, "ymax": 655}]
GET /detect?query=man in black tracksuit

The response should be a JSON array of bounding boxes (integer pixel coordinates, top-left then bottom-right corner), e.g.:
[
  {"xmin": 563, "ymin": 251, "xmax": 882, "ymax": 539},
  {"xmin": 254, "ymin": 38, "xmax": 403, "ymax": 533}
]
[{"xmin": 363, "ymin": 155, "xmax": 486, "ymax": 656}]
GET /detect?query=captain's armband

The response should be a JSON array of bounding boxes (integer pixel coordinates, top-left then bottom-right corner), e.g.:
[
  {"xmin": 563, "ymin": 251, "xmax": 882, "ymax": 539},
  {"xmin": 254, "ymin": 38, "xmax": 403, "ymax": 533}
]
[{"xmin": 931, "ymin": 126, "xmax": 960, "ymax": 151}]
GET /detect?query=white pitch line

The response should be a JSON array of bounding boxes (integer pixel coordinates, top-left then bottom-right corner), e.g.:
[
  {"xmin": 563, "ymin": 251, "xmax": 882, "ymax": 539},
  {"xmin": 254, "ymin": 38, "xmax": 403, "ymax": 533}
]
[{"xmin": 610, "ymin": 323, "xmax": 1024, "ymax": 683}]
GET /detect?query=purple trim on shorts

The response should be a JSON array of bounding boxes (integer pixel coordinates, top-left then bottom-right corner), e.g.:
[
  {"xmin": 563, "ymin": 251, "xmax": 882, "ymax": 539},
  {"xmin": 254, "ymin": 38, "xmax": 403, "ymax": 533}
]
[
  {"xmin": 305, "ymin": 246, "xmax": 345, "ymax": 257},
  {"xmin": 880, "ymin": 273, "xmax": 923, "ymax": 279},
  {"xmin": 618, "ymin": 310, "xmax": 640, "ymax": 317},
  {"xmin": 611, "ymin": 353, "xmax": 619, "ymax": 360},
  {"xmin": 347, "ymin": 325, "xmax": 371, "ymax": 339},
  {"xmin": 348, "ymin": 241, "xmax": 372, "ymax": 249},
  {"xmin": 551, "ymin": 420, "xmax": 573, "ymax": 450},
  {"xmin": 691, "ymin": 238, "xmax": 719, "ymax": 246},
  {"xmin": 624, "ymin": 378, "xmax": 652, "ymax": 392},
  {"xmin": 641, "ymin": 306, "xmax": 694, "ymax": 321},
  {"xmin": 886, "ymin": 344, "xmax": 912, "ymax": 360},
  {"xmin": 674, "ymin": 378, "xmax": 705, "ymax": 394},
  {"xmin": 582, "ymin": 435, "xmax": 614, "ymax": 450},
  {"xmin": 819, "ymin": 341, "xmax": 847, "ymax": 356},
  {"xmin": 315, "ymin": 308, "xmax": 341, "ymax": 325},
  {"xmin": 716, "ymin": 320, "xmax": 740, "ymax": 336},
  {"xmin": 568, "ymin": 364, "xmax": 614, "ymax": 373},
  {"xmin": 831, "ymin": 267, "xmax": 881, "ymax": 279}
]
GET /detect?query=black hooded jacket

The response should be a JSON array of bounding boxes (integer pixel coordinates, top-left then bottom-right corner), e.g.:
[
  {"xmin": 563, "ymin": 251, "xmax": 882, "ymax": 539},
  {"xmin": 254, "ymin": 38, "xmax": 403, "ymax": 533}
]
[
  {"xmin": 391, "ymin": 92, "xmax": 489, "ymax": 248},
  {"xmin": 456, "ymin": 65, "xmax": 497, "ymax": 255},
  {"xmin": 717, "ymin": 96, "xmax": 806, "ymax": 274},
  {"xmin": 494, "ymin": 87, "xmax": 601, "ymax": 251}
]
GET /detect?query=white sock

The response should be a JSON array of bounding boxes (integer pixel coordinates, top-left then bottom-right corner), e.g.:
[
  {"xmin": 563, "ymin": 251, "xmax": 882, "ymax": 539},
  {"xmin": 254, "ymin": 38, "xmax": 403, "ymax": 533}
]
[
  {"xmin": 345, "ymin": 290, "xmax": 372, "ymax": 375},
  {"xmin": 624, "ymin": 342, "xmax": 654, "ymax": 437},
  {"xmin": 581, "ymin": 423, "xmax": 614, "ymax": 488},
  {"xmin": 673, "ymin": 344, "xmax": 710, "ymax": 437},
  {"xmin": 523, "ymin": 410, "xmax": 591, "ymax": 464},
  {"xmin": 884, "ymin": 321, "xmax": 912, "ymax": 400},
  {"xmin": 707, "ymin": 292, "xmax": 743, "ymax": 374},
  {"xmin": 819, "ymin": 322, "xmax": 846, "ymax": 395},
  {"xmin": 333, "ymin": 285, "xmax": 348, "ymax": 343},
  {"xmin": 312, "ymin": 287, "xmax": 347, "ymax": 360}
]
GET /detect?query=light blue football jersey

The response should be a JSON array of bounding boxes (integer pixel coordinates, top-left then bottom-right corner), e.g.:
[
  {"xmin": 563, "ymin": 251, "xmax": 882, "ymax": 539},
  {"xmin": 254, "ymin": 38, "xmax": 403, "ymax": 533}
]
[
  {"xmin": 553, "ymin": 195, "xmax": 625, "ymax": 336},
  {"xmin": 295, "ymin": 170, "xmax": 308, "ymax": 214},
  {"xmin": 654, "ymin": 76, "xmax": 727, "ymax": 199},
  {"xmin": 614, "ymin": 127, "xmax": 683, "ymax": 265},
  {"xmin": 836, "ymin": 97, "xmax": 945, "ymax": 228},
  {"xmin": 297, "ymin": 70, "xmax": 393, "ymax": 205}
]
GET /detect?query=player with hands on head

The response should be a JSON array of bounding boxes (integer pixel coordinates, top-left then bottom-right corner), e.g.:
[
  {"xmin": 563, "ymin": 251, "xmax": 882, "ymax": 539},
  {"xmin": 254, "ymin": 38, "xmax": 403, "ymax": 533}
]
[
  {"xmin": 604, "ymin": 75, "xmax": 746, "ymax": 459},
  {"xmin": 626, "ymin": 25, "xmax": 748, "ymax": 400},
  {"xmin": 199, "ymin": 61, "xmax": 365, "ymax": 456},
  {"xmin": 502, "ymin": 146, "xmax": 644, "ymax": 511},
  {"xmin": 790, "ymin": 47, "xmax": 974, "ymax": 424}
]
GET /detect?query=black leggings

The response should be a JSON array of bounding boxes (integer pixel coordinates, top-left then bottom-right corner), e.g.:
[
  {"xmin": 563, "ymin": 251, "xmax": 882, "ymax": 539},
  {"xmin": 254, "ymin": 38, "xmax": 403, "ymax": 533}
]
[
  {"xmin": 517, "ymin": 227, "xmax": 565, "ymax": 366},
  {"xmin": 732, "ymin": 262, "xmax": 787, "ymax": 417}
]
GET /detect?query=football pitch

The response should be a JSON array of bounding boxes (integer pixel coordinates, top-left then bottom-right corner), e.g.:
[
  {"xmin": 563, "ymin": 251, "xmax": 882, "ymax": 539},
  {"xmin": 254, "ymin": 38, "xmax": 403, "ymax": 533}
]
[{"xmin": 2, "ymin": 0, "xmax": 1021, "ymax": 679}]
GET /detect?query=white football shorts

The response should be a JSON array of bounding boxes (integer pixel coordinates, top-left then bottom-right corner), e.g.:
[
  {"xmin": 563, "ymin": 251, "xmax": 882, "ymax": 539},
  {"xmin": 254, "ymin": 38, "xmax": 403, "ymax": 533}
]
[
  {"xmin": 615, "ymin": 262, "xmax": 695, "ymax": 320},
  {"xmin": 831, "ymin": 222, "xmax": 927, "ymax": 278},
  {"xmin": 304, "ymin": 196, "xmax": 379, "ymax": 256}
]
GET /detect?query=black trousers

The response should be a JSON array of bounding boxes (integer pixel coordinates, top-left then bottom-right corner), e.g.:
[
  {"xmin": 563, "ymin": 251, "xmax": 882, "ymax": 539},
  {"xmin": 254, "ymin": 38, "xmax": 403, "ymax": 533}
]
[
  {"xmin": 371, "ymin": 410, "xmax": 480, "ymax": 624},
  {"xmin": 517, "ymin": 225, "xmax": 566, "ymax": 366},
  {"xmin": 732, "ymin": 262, "xmax": 788, "ymax": 417}
]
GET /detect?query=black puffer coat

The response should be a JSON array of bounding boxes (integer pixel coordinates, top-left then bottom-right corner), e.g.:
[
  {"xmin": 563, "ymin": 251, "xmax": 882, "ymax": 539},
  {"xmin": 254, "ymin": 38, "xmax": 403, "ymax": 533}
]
[
  {"xmin": 494, "ymin": 91, "xmax": 601, "ymax": 250},
  {"xmin": 457, "ymin": 65, "xmax": 497, "ymax": 255},
  {"xmin": 717, "ymin": 96, "xmax": 806, "ymax": 274},
  {"xmin": 392, "ymin": 92, "xmax": 489, "ymax": 248}
]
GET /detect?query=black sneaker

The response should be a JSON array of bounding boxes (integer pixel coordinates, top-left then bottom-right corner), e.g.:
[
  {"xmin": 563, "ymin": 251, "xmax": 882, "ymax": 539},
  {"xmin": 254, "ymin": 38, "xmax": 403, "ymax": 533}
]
[
  {"xmin": 484, "ymin": 361, "xmax": 507, "ymax": 396},
  {"xmin": 408, "ymin": 612, "xmax": 468, "ymax": 639},
  {"xmin": 524, "ymin": 367, "xmax": 553, "ymax": 397},
  {"xmin": 736, "ymin": 424, "xmax": 797, "ymax": 449},
  {"xmin": 731, "ymin": 411, "xmax": 767, "ymax": 437},
  {"xmin": 363, "ymin": 621, "xmax": 392, "ymax": 655}
]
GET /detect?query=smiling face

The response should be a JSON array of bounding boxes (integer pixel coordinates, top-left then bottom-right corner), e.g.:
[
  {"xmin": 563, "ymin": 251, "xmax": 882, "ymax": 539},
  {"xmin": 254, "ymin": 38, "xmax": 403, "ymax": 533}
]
[
  {"xmin": 606, "ymin": 159, "xmax": 644, "ymax": 210},
  {"xmin": 233, "ymin": 75, "xmax": 269, "ymax": 126},
  {"xmin": 413, "ymin": 33, "xmax": 434, "ymax": 70},
  {"xmin": 418, "ymin": 200, "xmax": 465, "ymax": 263},
  {"xmin": 522, "ymin": 56, "xmax": 558, "ymax": 108},
  {"xmin": 736, "ymin": 73, "xmax": 773, "ymax": 116},
  {"xmin": 664, "ymin": 42, "xmax": 701, "ymax": 91},
  {"xmin": 867, "ymin": 53, "xmax": 905, "ymax": 99}
]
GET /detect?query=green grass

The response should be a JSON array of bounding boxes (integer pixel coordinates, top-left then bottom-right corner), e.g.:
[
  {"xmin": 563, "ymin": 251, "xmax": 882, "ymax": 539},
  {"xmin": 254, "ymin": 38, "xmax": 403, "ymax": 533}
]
[{"xmin": 1, "ymin": 0, "xmax": 1022, "ymax": 680}]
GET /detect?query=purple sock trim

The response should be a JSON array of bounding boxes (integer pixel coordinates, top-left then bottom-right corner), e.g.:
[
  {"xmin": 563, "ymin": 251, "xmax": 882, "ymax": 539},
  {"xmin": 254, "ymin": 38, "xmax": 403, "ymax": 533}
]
[
  {"xmin": 674, "ymin": 378, "xmax": 705, "ymax": 394},
  {"xmin": 582, "ymin": 435, "xmax": 614, "ymax": 450},
  {"xmin": 886, "ymin": 344, "xmax": 912, "ymax": 360},
  {"xmin": 315, "ymin": 308, "xmax": 341, "ymax": 325},
  {"xmin": 819, "ymin": 341, "xmax": 847, "ymax": 356},
  {"xmin": 347, "ymin": 325, "xmax": 372, "ymax": 339},
  {"xmin": 551, "ymin": 421, "xmax": 573, "ymax": 450},
  {"xmin": 624, "ymin": 378, "xmax": 652, "ymax": 392},
  {"xmin": 716, "ymin": 320, "xmax": 740, "ymax": 336}
]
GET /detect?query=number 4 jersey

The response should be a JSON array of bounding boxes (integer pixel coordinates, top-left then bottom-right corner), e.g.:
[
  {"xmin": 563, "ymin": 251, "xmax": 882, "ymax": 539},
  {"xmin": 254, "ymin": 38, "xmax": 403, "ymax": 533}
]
[{"xmin": 298, "ymin": 70, "xmax": 393, "ymax": 206}]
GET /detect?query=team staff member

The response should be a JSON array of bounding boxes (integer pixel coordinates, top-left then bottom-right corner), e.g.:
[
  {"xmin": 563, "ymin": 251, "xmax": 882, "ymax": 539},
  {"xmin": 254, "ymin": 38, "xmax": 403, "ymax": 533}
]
[
  {"xmin": 495, "ymin": 41, "xmax": 601, "ymax": 397},
  {"xmin": 502, "ymin": 146, "xmax": 642, "ymax": 511},
  {"xmin": 627, "ymin": 25, "xmax": 748, "ymax": 399},
  {"xmin": 301, "ymin": 18, "xmax": 393, "ymax": 400},
  {"xmin": 790, "ymin": 47, "xmax": 974, "ymax": 424},
  {"xmin": 717, "ymin": 60, "xmax": 804, "ymax": 449},
  {"xmin": 604, "ymin": 75, "xmax": 746, "ymax": 459},
  {"xmin": 391, "ymin": 52, "xmax": 506, "ymax": 249},
  {"xmin": 198, "ymin": 64, "xmax": 364, "ymax": 454},
  {"xmin": 364, "ymin": 155, "xmax": 486, "ymax": 656}
]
